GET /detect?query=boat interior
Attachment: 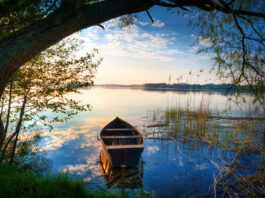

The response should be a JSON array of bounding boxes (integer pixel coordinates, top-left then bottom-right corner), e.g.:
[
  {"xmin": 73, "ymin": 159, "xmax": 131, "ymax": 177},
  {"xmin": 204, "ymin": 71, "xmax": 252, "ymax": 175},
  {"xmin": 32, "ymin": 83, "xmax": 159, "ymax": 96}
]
[{"xmin": 101, "ymin": 118, "xmax": 143, "ymax": 146}]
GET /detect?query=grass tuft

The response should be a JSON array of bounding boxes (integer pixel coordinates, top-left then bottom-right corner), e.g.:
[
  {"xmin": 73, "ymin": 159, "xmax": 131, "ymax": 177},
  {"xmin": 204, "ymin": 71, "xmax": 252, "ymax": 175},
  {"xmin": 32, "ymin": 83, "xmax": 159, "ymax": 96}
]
[{"xmin": 0, "ymin": 163, "xmax": 120, "ymax": 198}]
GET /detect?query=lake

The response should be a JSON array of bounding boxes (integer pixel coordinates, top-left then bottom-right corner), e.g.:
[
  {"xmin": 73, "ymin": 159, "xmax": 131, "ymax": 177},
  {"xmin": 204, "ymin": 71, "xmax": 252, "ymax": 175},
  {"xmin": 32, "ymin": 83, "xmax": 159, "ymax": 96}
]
[{"xmin": 38, "ymin": 87, "xmax": 265, "ymax": 197}]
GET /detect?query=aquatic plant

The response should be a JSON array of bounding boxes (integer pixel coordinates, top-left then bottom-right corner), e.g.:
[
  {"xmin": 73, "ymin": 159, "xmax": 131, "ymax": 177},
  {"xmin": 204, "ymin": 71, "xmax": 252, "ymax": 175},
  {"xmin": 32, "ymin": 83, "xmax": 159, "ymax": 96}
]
[{"xmin": 144, "ymin": 98, "xmax": 265, "ymax": 197}]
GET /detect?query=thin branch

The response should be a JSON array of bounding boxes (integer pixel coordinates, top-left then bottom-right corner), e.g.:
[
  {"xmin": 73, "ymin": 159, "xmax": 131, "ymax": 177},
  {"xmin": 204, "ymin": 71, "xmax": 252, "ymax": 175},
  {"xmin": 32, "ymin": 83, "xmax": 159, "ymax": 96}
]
[
  {"xmin": 155, "ymin": 0, "xmax": 265, "ymax": 18},
  {"xmin": 145, "ymin": 9, "xmax": 154, "ymax": 23},
  {"xmin": 97, "ymin": 24, "xmax": 104, "ymax": 29}
]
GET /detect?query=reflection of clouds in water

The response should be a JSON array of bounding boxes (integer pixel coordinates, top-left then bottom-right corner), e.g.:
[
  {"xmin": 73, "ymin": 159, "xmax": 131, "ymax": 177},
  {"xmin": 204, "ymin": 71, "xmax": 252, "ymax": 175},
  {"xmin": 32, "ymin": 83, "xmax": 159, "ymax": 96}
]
[
  {"xmin": 62, "ymin": 153, "xmax": 102, "ymax": 179},
  {"xmin": 80, "ymin": 136, "xmax": 100, "ymax": 148},
  {"xmin": 195, "ymin": 163, "xmax": 209, "ymax": 170},
  {"xmin": 40, "ymin": 128, "xmax": 94, "ymax": 151},
  {"xmin": 40, "ymin": 114, "xmax": 146, "ymax": 184},
  {"xmin": 40, "ymin": 116, "xmax": 143, "ymax": 151},
  {"xmin": 63, "ymin": 164, "xmax": 91, "ymax": 175},
  {"xmin": 178, "ymin": 159, "xmax": 184, "ymax": 167},
  {"xmin": 147, "ymin": 146, "xmax": 160, "ymax": 154},
  {"xmin": 39, "ymin": 117, "xmax": 106, "ymax": 151}
]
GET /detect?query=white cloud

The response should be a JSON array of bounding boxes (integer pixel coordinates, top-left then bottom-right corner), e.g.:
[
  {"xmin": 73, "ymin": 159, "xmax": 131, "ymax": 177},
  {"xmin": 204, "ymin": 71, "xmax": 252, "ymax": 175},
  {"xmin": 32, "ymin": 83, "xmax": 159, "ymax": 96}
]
[
  {"xmin": 152, "ymin": 19, "xmax": 165, "ymax": 28},
  {"xmin": 138, "ymin": 21, "xmax": 149, "ymax": 26},
  {"xmin": 197, "ymin": 53, "xmax": 213, "ymax": 60},
  {"xmin": 73, "ymin": 25, "xmax": 181, "ymax": 63},
  {"xmin": 65, "ymin": 21, "xmax": 214, "ymax": 76},
  {"xmin": 188, "ymin": 46, "xmax": 199, "ymax": 53},
  {"xmin": 103, "ymin": 18, "xmax": 120, "ymax": 30},
  {"xmin": 198, "ymin": 37, "xmax": 212, "ymax": 47}
]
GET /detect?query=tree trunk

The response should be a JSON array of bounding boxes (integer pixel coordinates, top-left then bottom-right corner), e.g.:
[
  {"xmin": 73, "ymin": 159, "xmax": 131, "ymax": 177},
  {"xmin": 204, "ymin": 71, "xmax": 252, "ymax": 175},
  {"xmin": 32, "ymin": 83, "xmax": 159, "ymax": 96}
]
[
  {"xmin": 0, "ymin": 130, "xmax": 18, "ymax": 162},
  {"xmin": 0, "ymin": 97, "xmax": 3, "ymax": 118},
  {"xmin": 0, "ymin": 119, "xmax": 4, "ymax": 149},
  {"xmin": 10, "ymin": 132, "xmax": 19, "ymax": 164},
  {"xmin": 10, "ymin": 94, "xmax": 27, "ymax": 163},
  {"xmin": 4, "ymin": 79, "xmax": 13, "ymax": 140}
]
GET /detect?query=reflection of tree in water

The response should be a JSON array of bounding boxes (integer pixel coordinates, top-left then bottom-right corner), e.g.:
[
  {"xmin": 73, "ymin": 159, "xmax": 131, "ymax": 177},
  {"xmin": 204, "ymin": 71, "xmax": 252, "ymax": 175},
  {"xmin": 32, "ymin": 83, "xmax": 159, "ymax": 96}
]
[
  {"xmin": 98, "ymin": 149, "xmax": 143, "ymax": 189},
  {"xmin": 6, "ymin": 132, "xmax": 51, "ymax": 175}
]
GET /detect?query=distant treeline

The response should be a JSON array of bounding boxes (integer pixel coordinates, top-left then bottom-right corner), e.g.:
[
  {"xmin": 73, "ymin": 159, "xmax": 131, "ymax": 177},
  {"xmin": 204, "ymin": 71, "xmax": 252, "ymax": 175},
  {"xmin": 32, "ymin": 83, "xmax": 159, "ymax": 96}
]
[
  {"xmin": 142, "ymin": 83, "xmax": 251, "ymax": 92},
  {"xmin": 95, "ymin": 83, "xmax": 253, "ymax": 93}
]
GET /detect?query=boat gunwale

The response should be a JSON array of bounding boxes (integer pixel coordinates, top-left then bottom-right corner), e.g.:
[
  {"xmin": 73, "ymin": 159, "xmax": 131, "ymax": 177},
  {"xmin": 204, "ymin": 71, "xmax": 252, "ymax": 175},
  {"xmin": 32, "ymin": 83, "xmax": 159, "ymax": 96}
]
[{"xmin": 100, "ymin": 117, "xmax": 144, "ymax": 148}]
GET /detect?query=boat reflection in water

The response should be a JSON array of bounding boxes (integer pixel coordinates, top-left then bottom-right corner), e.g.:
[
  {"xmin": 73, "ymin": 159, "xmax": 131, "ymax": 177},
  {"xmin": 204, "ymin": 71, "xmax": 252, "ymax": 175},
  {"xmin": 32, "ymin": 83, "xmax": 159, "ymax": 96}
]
[{"xmin": 99, "ymin": 149, "xmax": 144, "ymax": 189}]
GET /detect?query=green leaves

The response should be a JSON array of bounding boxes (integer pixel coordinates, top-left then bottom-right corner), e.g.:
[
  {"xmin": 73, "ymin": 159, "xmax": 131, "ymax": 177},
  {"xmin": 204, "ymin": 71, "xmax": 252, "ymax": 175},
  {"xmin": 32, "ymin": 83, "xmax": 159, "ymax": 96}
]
[
  {"xmin": 118, "ymin": 14, "xmax": 138, "ymax": 28},
  {"xmin": 0, "ymin": 0, "xmax": 59, "ymax": 39},
  {"xmin": 1, "ymin": 38, "xmax": 101, "ymax": 136},
  {"xmin": 191, "ymin": 0, "xmax": 265, "ymax": 110}
]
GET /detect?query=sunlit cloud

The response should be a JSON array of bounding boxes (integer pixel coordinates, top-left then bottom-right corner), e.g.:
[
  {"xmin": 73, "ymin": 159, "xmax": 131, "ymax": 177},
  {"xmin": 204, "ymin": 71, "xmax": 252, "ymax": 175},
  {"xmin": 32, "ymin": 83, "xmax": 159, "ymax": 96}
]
[
  {"xmin": 65, "ymin": 13, "xmax": 216, "ymax": 84},
  {"xmin": 188, "ymin": 46, "xmax": 199, "ymax": 53},
  {"xmin": 75, "ymin": 25, "xmax": 180, "ymax": 63},
  {"xmin": 152, "ymin": 19, "xmax": 165, "ymax": 28},
  {"xmin": 138, "ymin": 21, "xmax": 149, "ymax": 26},
  {"xmin": 198, "ymin": 37, "xmax": 212, "ymax": 47}
]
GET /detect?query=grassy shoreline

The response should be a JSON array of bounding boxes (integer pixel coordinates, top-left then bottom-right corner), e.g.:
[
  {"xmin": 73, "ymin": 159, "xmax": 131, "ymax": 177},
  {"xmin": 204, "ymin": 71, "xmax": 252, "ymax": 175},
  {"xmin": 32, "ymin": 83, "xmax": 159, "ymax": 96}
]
[{"xmin": 0, "ymin": 163, "xmax": 121, "ymax": 198}]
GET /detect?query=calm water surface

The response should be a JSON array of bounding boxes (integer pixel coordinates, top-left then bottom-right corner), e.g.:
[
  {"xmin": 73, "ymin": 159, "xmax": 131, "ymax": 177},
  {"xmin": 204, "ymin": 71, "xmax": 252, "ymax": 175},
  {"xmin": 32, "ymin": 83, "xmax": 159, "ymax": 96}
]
[{"xmin": 38, "ymin": 88, "xmax": 264, "ymax": 197}]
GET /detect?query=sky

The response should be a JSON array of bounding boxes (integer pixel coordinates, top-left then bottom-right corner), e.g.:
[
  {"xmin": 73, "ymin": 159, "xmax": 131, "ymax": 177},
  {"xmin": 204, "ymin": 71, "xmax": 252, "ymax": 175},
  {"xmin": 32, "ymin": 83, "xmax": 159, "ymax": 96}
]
[{"xmin": 70, "ymin": 6, "xmax": 220, "ymax": 85}]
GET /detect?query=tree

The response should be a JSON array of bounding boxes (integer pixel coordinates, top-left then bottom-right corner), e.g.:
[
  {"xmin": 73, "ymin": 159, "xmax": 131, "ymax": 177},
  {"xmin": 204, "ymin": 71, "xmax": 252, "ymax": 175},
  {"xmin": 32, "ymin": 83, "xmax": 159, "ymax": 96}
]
[
  {"xmin": 192, "ymin": 0, "xmax": 265, "ymax": 109},
  {"xmin": 0, "ymin": 38, "xmax": 101, "ymax": 162},
  {"xmin": 0, "ymin": 0, "xmax": 264, "ymax": 146}
]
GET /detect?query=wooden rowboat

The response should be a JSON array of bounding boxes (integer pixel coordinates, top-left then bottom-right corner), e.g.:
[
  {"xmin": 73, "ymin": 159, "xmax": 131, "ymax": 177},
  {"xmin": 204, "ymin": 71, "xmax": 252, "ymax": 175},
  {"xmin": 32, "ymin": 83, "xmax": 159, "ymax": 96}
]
[{"xmin": 99, "ymin": 117, "xmax": 144, "ymax": 167}]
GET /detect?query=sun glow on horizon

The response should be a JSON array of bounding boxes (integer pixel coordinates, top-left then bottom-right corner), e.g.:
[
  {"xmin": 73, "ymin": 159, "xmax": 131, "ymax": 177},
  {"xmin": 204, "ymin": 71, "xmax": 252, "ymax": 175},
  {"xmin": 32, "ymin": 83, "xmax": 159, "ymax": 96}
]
[{"xmin": 67, "ymin": 7, "xmax": 218, "ymax": 85}]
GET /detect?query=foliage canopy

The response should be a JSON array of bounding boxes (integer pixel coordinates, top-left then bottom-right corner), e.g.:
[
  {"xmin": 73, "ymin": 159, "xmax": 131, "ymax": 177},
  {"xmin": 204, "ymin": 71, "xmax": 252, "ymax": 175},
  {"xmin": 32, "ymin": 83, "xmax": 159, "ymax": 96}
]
[{"xmin": 0, "ymin": 38, "xmax": 101, "ymax": 162}]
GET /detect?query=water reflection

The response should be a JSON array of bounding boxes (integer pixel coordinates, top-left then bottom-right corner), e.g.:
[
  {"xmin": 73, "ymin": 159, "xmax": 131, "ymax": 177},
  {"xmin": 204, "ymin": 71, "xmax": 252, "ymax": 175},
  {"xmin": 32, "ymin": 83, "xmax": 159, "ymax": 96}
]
[
  {"xmin": 38, "ymin": 88, "xmax": 265, "ymax": 197},
  {"xmin": 99, "ymin": 149, "xmax": 143, "ymax": 189}
]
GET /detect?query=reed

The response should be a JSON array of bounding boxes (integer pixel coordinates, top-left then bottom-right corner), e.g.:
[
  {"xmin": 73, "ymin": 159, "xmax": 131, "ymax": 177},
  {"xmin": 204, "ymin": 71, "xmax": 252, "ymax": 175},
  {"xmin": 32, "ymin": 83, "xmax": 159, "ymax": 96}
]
[
  {"xmin": 145, "ymin": 98, "xmax": 264, "ymax": 150},
  {"xmin": 207, "ymin": 145, "xmax": 265, "ymax": 198},
  {"xmin": 144, "ymin": 97, "xmax": 265, "ymax": 197}
]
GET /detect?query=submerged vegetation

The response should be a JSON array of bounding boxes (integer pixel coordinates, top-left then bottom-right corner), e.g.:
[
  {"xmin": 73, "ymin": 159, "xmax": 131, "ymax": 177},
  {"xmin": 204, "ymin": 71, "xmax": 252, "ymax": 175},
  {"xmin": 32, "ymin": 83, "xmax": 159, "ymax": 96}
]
[{"xmin": 144, "ymin": 97, "xmax": 265, "ymax": 197}]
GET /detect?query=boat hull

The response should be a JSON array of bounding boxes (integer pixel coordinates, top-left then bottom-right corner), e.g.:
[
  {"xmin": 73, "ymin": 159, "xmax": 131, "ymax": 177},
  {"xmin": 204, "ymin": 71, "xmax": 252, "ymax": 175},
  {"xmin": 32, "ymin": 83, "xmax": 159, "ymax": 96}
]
[
  {"xmin": 100, "ymin": 117, "xmax": 144, "ymax": 167},
  {"xmin": 106, "ymin": 147, "xmax": 143, "ymax": 167}
]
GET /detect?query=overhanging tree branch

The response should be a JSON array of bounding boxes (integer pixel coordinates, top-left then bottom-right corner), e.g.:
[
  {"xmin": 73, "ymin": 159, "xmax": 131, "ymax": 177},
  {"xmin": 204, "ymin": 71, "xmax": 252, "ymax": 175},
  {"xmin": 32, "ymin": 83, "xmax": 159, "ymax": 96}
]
[{"xmin": 0, "ymin": 0, "xmax": 155, "ymax": 97}]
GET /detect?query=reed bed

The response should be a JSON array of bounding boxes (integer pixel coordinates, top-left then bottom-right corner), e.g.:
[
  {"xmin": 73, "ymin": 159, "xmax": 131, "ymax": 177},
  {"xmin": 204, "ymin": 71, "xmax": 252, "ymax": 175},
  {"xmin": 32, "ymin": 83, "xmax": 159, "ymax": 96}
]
[
  {"xmin": 144, "ymin": 103, "xmax": 264, "ymax": 150},
  {"xmin": 143, "ymin": 99, "xmax": 265, "ymax": 197}
]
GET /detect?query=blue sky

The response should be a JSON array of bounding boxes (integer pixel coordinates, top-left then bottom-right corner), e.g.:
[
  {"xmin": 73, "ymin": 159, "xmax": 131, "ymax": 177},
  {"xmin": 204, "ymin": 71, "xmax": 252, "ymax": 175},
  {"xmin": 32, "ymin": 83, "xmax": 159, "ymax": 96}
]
[{"xmin": 71, "ymin": 6, "xmax": 219, "ymax": 85}]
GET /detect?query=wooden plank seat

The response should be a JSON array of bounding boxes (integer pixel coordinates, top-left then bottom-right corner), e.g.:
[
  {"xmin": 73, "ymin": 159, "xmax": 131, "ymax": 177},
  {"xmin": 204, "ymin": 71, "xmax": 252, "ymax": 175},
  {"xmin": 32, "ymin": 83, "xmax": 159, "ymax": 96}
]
[
  {"xmin": 106, "ymin": 144, "xmax": 144, "ymax": 149},
  {"xmin": 101, "ymin": 135, "xmax": 142, "ymax": 139},
  {"xmin": 102, "ymin": 135, "xmax": 143, "ymax": 145},
  {"xmin": 104, "ymin": 128, "xmax": 133, "ymax": 131}
]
